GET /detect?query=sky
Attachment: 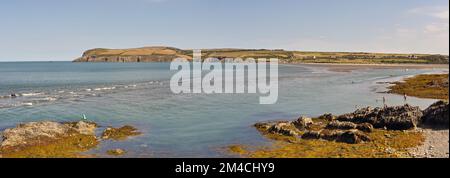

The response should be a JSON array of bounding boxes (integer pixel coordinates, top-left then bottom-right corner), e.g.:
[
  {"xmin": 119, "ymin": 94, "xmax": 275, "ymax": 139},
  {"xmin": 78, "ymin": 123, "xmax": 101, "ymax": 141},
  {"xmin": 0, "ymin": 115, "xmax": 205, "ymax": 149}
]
[{"xmin": 0, "ymin": 0, "xmax": 448, "ymax": 61}]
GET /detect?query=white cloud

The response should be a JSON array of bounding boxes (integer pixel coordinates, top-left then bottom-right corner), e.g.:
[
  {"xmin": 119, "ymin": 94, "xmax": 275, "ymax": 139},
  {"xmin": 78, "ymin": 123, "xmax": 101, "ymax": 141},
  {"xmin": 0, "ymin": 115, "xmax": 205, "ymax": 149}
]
[
  {"xmin": 424, "ymin": 23, "xmax": 449, "ymax": 34},
  {"xmin": 408, "ymin": 6, "xmax": 449, "ymax": 20}
]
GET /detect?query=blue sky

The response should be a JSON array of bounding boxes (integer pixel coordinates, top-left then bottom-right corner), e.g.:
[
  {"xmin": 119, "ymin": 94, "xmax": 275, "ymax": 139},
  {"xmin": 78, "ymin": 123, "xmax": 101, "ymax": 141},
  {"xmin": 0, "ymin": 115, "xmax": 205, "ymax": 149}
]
[{"xmin": 0, "ymin": 0, "xmax": 448, "ymax": 61}]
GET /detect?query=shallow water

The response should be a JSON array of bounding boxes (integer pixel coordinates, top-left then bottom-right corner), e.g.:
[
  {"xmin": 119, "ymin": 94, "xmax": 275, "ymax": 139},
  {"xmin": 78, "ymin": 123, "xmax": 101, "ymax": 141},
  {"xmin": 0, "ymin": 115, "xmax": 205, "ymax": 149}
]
[{"xmin": 0, "ymin": 62, "xmax": 447, "ymax": 157}]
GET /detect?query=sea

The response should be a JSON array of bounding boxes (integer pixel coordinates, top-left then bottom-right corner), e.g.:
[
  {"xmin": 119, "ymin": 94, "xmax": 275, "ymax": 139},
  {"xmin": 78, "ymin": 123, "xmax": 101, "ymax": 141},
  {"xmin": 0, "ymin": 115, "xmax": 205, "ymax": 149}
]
[{"xmin": 0, "ymin": 62, "xmax": 447, "ymax": 157}]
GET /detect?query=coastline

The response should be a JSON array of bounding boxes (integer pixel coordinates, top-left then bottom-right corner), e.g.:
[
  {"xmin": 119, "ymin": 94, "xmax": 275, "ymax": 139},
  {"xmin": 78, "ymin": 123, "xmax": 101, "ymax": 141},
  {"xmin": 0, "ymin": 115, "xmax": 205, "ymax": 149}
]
[
  {"xmin": 229, "ymin": 72, "xmax": 449, "ymax": 158},
  {"xmin": 287, "ymin": 63, "xmax": 449, "ymax": 72}
]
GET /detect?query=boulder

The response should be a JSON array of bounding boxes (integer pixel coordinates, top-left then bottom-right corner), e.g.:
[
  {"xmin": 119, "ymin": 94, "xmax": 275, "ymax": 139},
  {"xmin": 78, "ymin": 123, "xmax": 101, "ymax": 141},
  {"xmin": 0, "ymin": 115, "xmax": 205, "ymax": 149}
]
[
  {"xmin": 356, "ymin": 123, "xmax": 374, "ymax": 133},
  {"xmin": 421, "ymin": 100, "xmax": 449, "ymax": 128},
  {"xmin": 293, "ymin": 116, "xmax": 314, "ymax": 130},
  {"xmin": 301, "ymin": 131, "xmax": 322, "ymax": 140},
  {"xmin": 338, "ymin": 104, "xmax": 423, "ymax": 130},
  {"xmin": 326, "ymin": 121, "xmax": 357, "ymax": 130},
  {"xmin": 336, "ymin": 130, "xmax": 371, "ymax": 144},
  {"xmin": 268, "ymin": 122, "xmax": 299, "ymax": 136},
  {"xmin": 320, "ymin": 130, "xmax": 344, "ymax": 141}
]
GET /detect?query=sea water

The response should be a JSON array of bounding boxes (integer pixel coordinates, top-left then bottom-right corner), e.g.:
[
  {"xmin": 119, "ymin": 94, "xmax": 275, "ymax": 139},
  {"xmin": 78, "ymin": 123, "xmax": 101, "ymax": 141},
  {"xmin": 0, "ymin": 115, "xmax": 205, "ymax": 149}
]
[{"xmin": 0, "ymin": 62, "xmax": 447, "ymax": 157}]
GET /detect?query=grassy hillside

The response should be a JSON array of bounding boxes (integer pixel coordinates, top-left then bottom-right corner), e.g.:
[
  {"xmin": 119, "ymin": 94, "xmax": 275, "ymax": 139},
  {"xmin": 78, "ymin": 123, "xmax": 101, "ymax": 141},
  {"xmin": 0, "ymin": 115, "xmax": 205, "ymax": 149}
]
[{"xmin": 73, "ymin": 46, "xmax": 449, "ymax": 64}]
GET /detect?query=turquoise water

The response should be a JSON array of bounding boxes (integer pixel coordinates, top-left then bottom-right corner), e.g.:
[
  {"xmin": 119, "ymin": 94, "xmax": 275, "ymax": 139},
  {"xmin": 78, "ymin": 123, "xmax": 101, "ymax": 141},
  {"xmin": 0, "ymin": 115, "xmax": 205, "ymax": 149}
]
[{"xmin": 0, "ymin": 62, "xmax": 446, "ymax": 157}]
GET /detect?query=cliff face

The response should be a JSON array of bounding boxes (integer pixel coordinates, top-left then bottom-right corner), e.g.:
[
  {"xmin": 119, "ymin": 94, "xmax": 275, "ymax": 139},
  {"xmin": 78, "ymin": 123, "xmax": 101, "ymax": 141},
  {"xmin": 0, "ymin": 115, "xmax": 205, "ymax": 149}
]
[{"xmin": 73, "ymin": 46, "xmax": 450, "ymax": 64}]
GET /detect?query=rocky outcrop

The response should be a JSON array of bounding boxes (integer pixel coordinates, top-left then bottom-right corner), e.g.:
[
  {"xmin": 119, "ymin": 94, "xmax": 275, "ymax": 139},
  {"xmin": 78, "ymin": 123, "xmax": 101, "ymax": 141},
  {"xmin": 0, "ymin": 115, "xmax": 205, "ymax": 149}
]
[
  {"xmin": 421, "ymin": 101, "xmax": 449, "ymax": 128},
  {"xmin": 0, "ymin": 121, "xmax": 141, "ymax": 158},
  {"xmin": 254, "ymin": 103, "xmax": 444, "ymax": 146},
  {"xmin": 338, "ymin": 104, "xmax": 423, "ymax": 130},
  {"xmin": 0, "ymin": 121, "xmax": 97, "ymax": 148}
]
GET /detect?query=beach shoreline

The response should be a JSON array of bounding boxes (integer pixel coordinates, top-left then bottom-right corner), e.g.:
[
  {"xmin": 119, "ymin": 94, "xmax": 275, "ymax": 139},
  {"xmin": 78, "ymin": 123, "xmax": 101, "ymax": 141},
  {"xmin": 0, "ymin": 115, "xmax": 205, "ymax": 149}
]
[{"xmin": 287, "ymin": 63, "xmax": 449, "ymax": 72}]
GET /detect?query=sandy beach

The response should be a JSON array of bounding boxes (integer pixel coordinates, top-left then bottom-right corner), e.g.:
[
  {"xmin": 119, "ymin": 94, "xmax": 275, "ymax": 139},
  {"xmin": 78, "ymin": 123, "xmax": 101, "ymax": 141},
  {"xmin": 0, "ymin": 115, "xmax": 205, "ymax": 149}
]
[{"xmin": 291, "ymin": 63, "xmax": 449, "ymax": 72}]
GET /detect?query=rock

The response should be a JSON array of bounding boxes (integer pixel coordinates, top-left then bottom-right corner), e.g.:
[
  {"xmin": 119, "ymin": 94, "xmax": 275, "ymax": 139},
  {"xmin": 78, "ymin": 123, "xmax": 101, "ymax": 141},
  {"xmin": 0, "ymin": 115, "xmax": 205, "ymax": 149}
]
[
  {"xmin": 301, "ymin": 131, "xmax": 322, "ymax": 140},
  {"xmin": 254, "ymin": 121, "xmax": 300, "ymax": 136},
  {"xmin": 320, "ymin": 130, "xmax": 344, "ymax": 141},
  {"xmin": 336, "ymin": 130, "xmax": 371, "ymax": 144},
  {"xmin": 338, "ymin": 104, "xmax": 423, "ymax": 130},
  {"xmin": 356, "ymin": 123, "xmax": 374, "ymax": 133},
  {"xmin": 268, "ymin": 122, "xmax": 299, "ymax": 136},
  {"xmin": 338, "ymin": 107, "xmax": 377, "ymax": 122},
  {"xmin": 0, "ymin": 121, "xmax": 101, "ymax": 158},
  {"xmin": 66, "ymin": 121, "xmax": 97, "ymax": 135},
  {"xmin": 293, "ymin": 116, "xmax": 313, "ymax": 130},
  {"xmin": 101, "ymin": 125, "xmax": 141, "ymax": 140},
  {"xmin": 319, "ymin": 113, "xmax": 336, "ymax": 121},
  {"xmin": 1, "ymin": 121, "xmax": 71, "ymax": 147},
  {"xmin": 326, "ymin": 121, "xmax": 357, "ymax": 130},
  {"xmin": 254, "ymin": 122, "xmax": 273, "ymax": 131},
  {"xmin": 107, "ymin": 149, "xmax": 126, "ymax": 156},
  {"xmin": 0, "ymin": 121, "xmax": 99, "ymax": 148},
  {"xmin": 421, "ymin": 100, "xmax": 449, "ymax": 128},
  {"xmin": 301, "ymin": 129, "xmax": 370, "ymax": 144}
]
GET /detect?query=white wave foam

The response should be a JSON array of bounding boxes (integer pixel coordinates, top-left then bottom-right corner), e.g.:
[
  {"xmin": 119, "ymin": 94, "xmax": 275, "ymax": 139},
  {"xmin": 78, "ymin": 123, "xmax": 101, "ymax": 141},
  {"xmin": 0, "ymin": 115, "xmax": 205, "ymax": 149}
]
[
  {"xmin": 94, "ymin": 87, "xmax": 116, "ymax": 91},
  {"xmin": 22, "ymin": 102, "xmax": 33, "ymax": 106},
  {"xmin": 20, "ymin": 92, "xmax": 43, "ymax": 97}
]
